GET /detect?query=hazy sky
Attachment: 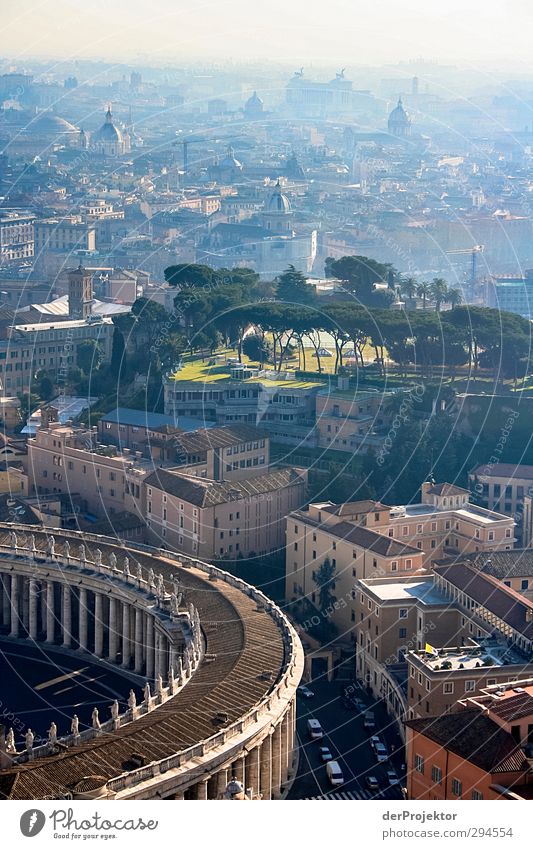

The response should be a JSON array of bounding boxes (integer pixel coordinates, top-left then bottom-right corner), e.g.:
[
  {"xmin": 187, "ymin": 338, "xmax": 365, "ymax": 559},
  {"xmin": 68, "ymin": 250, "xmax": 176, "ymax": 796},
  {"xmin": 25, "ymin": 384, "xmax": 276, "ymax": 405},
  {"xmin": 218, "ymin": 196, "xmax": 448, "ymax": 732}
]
[{"xmin": 2, "ymin": 0, "xmax": 532, "ymax": 69}]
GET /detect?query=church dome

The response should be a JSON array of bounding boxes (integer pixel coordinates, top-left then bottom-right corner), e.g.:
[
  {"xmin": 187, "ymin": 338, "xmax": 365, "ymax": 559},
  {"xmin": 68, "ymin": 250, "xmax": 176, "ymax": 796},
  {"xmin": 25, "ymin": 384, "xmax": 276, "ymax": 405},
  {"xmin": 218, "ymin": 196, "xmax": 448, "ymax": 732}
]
[
  {"xmin": 93, "ymin": 107, "xmax": 123, "ymax": 144},
  {"xmin": 245, "ymin": 91, "xmax": 264, "ymax": 116},
  {"xmin": 29, "ymin": 111, "xmax": 78, "ymax": 136},
  {"xmin": 265, "ymin": 181, "xmax": 291, "ymax": 214},
  {"xmin": 388, "ymin": 97, "xmax": 411, "ymax": 135},
  {"xmin": 220, "ymin": 144, "xmax": 242, "ymax": 171}
]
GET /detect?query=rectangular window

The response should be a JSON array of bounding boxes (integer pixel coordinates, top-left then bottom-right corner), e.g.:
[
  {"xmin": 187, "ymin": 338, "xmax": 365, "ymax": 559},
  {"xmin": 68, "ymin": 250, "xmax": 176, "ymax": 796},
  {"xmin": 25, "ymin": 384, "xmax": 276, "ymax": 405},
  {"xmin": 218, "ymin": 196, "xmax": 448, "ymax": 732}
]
[
  {"xmin": 399, "ymin": 608, "xmax": 408, "ymax": 619},
  {"xmin": 451, "ymin": 778, "xmax": 462, "ymax": 797},
  {"xmin": 443, "ymin": 682, "xmax": 454, "ymax": 694},
  {"xmin": 431, "ymin": 765, "xmax": 442, "ymax": 784},
  {"xmin": 465, "ymin": 680, "xmax": 476, "ymax": 692},
  {"xmin": 471, "ymin": 789, "xmax": 483, "ymax": 800},
  {"xmin": 414, "ymin": 754, "xmax": 424, "ymax": 774}
]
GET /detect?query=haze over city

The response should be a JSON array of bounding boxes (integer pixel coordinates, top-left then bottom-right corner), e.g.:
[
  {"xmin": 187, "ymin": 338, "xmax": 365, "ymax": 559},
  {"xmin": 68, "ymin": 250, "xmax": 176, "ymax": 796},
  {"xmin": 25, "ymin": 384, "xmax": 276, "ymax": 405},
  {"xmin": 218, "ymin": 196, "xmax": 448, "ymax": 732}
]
[{"xmin": 3, "ymin": 0, "xmax": 533, "ymax": 69}]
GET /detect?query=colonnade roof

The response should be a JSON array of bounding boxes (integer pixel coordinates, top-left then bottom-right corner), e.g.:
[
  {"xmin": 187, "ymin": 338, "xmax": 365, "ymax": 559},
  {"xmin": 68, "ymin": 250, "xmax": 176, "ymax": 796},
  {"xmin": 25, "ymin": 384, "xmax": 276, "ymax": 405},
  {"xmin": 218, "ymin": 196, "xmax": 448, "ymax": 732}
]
[{"xmin": 0, "ymin": 527, "xmax": 288, "ymax": 800}]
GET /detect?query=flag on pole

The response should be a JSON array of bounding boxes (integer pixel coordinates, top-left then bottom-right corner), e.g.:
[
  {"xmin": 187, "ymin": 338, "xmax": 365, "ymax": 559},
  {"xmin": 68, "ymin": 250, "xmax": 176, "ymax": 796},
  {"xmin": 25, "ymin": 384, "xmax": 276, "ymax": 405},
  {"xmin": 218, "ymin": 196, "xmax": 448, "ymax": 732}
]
[{"xmin": 425, "ymin": 643, "xmax": 438, "ymax": 655}]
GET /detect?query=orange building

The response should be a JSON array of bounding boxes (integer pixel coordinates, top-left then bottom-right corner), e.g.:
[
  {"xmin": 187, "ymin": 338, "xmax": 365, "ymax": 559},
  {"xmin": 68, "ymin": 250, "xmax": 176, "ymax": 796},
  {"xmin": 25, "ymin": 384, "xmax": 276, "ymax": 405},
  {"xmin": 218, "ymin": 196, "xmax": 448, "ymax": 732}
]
[{"xmin": 405, "ymin": 680, "xmax": 533, "ymax": 800}]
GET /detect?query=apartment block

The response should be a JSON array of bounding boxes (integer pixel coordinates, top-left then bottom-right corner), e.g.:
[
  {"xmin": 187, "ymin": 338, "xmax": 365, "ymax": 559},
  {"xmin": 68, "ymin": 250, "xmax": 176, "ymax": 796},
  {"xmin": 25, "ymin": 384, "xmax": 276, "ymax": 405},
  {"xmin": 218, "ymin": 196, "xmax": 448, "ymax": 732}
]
[
  {"xmin": 286, "ymin": 501, "xmax": 425, "ymax": 643},
  {"xmin": 164, "ymin": 358, "xmax": 320, "ymax": 446},
  {"xmin": 0, "ymin": 210, "xmax": 35, "ymax": 263},
  {"xmin": 315, "ymin": 386, "xmax": 394, "ymax": 454},
  {"xmin": 144, "ymin": 465, "xmax": 307, "ymax": 560},
  {"xmin": 356, "ymin": 576, "xmax": 461, "ymax": 703},
  {"xmin": 27, "ymin": 420, "xmax": 150, "ymax": 518}
]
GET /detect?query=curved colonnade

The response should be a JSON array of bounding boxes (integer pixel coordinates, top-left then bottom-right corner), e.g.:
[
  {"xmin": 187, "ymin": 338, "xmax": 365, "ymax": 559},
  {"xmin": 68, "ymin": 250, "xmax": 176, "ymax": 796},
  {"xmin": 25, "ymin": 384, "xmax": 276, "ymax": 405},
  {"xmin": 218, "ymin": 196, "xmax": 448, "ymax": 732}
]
[{"xmin": 0, "ymin": 524, "xmax": 304, "ymax": 800}]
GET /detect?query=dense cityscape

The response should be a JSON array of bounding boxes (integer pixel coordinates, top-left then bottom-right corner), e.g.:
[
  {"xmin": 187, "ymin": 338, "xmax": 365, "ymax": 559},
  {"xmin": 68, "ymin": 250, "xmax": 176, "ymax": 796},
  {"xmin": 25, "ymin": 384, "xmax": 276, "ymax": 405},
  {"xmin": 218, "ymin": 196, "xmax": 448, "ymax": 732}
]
[{"xmin": 1, "ymin": 2, "xmax": 533, "ymax": 816}]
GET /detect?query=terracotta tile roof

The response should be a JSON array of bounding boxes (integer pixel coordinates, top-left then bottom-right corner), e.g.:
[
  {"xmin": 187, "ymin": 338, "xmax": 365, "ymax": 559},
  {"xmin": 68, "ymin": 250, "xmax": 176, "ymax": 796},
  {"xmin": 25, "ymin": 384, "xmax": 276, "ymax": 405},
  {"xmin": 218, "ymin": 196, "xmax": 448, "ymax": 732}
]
[
  {"xmin": 434, "ymin": 561, "xmax": 533, "ymax": 641},
  {"xmin": 489, "ymin": 691, "xmax": 533, "ymax": 723},
  {"xmin": 405, "ymin": 709, "xmax": 528, "ymax": 774},
  {"xmin": 145, "ymin": 466, "xmax": 305, "ymax": 508}
]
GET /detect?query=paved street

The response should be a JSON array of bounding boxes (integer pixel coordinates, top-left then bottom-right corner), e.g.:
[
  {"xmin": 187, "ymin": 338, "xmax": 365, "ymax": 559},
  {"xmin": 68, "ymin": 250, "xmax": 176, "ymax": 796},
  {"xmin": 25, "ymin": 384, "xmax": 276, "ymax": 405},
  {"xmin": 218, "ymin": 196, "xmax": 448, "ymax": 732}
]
[
  {"xmin": 288, "ymin": 676, "xmax": 406, "ymax": 800},
  {"xmin": 0, "ymin": 639, "xmax": 136, "ymax": 748}
]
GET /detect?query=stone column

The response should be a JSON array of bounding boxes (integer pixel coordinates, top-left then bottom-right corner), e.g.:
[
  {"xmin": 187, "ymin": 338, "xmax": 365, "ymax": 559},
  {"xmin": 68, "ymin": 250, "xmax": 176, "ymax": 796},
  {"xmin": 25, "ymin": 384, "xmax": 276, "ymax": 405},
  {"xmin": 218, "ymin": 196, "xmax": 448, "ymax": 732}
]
[
  {"xmin": 9, "ymin": 574, "xmax": 19, "ymax": 638},
  {"xmin": 233, "ymin": 754, "xmax": 245, "ymax": 786},
  {"xmin": 94, "ymin": 593, "xmax": 104, "ymax": 657},
  {"xmin": 216, "ymin": 768, "xmax": 229, "ymax": 799},
  {"xmin": 45, "ymin": 580, "xmax": 54, "ymax": 644},
  {"xmin": 134, "ymin": 608, "xmax": 143, "ymax": 673},
  {"xmin": 146, "ymin": 616, "xmax": 155, "ymax": 681},
  {"xmin": 246, "ymin": 746, "xmax": 260, "ymax": 799},
  {"xmin": 1, "ymin": 574, "xmax": 10, "ymax": 629},
  {"xmin": 260, "ymin": 734, "xmax": 272, "ymax": 801},
  {"xmin": 108, "ymin": 597, "xmax": 118, "ymax": 662},
  {"xmin": 154, "ymin": 630, "xmax": 161, "ymax": 681},
  {"xmin": 79, "ymin": 588, "xmax": 88, "ymax": 651},
  {"xmin": 62, "ymin": 584, "xmax": 72, "ymax": 648},
  {"xmin": 194, "ymin": 779, "xmax": 208, "ymax": 800},
  {"xmin": 28, "ymin": 577, "xmax": 38, "ymax": 641},
  {"xmin": 122, "ymin": 602, "xmax": 131, "ymax": 668},
  {"xmin": 281, "ymin": 713, "xmax": 290, "ymax": 784},
  {"xmin": 21, "ymin": 577, "xmax": 29, "ymax": 632},
  {"xmin": 271, "ymin": 724, "xmax": 282, "ymax": 798}
]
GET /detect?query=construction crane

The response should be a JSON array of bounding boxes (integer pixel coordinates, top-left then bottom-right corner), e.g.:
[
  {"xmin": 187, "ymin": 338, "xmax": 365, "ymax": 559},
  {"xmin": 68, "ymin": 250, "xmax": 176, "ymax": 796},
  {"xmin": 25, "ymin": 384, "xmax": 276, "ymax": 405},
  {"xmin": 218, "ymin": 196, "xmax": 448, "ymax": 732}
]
[{"xmin": 445, "ymin": 245, "xmax": 484, "ymax": 287}]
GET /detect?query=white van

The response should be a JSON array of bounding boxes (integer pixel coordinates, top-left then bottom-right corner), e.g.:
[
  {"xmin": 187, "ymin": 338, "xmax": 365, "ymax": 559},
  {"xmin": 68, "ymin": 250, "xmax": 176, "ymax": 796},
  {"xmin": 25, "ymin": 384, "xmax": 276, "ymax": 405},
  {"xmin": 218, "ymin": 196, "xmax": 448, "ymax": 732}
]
[
  {"xmin": 326, "ymin": 760, "xmax": 344, "ymax": 786},
  {"xmin": 307, "ymin": 718, "xmax": 324, "ymax": 739}
]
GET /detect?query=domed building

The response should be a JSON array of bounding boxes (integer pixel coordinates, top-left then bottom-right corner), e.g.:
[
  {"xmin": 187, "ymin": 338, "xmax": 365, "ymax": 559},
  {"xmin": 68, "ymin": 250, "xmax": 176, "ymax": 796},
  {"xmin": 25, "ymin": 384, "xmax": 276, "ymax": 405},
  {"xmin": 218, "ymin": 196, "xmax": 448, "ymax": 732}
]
[
  {"xmin": 262, "ymin": 180, "xmax": 293, "ymax": 233},
  {"xmin": 208, "ymin": 144, "xmax": 244, "ymax": 183},
  {"xmin": 0, "ymin": 108, "xmax": 81, "ymax": 156},
  {"xmin": 388, "ymin": 97, "xmax": 411, "ymax": 137},
  {"xmin": 244, "ymin": 91, "xmax": 264, "ymax": 120},
  {"xmin": 91, "ymin": 106, "xmax": 130, "ymax": 157}
]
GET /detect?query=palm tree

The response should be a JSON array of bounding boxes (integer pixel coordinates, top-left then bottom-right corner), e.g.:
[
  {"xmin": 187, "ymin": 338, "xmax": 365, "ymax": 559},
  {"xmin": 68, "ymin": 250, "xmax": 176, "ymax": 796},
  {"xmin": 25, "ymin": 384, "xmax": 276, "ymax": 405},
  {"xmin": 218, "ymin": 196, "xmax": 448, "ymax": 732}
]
[
  {"xmin": 447, "ymin": 287, "xmax": 463, "ymax": 308},
  {"xmin": 430, "ymin": 277, "xmax": 449, "ymax": 312},
  {"xmin": 416, "ymin": 281, "xmax": 431, "ymax": 310},
  {"xmin": 401, "ymin": 276, "xmax": 418, "ymax": 300}
]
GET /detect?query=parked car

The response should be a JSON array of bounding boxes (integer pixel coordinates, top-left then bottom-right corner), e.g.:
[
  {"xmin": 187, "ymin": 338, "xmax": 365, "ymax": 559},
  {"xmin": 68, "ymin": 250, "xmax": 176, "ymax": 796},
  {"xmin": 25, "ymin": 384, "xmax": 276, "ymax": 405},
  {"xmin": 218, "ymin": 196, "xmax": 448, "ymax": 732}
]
[
  {"xmin": 374, "ymin": 742, "xmax": 389, "ymax": 763},
  {"xmin": 298, "ymin": 685, "xmax": 315, "ymax": 699},
  {"xmin": 387, "ymin": 770, "xmax": 400, "ymax": 786},
  {"xmin": 326, "ymin": 760, "xmax": 344, "ymax": 786},
  {"xmin": 319, "ymin": 746, "xmax": 333, "ymax": 762},
  {"xmin": 370, "ymin": 735, "xmax": 381, "ymax": 750},
  {"xmin": 365, "ymin": 775, "xmax": 380, "ymax": 792},
  {"xmin": 363, "ymin": 710, "xmax": 376, "ymax": 729}
]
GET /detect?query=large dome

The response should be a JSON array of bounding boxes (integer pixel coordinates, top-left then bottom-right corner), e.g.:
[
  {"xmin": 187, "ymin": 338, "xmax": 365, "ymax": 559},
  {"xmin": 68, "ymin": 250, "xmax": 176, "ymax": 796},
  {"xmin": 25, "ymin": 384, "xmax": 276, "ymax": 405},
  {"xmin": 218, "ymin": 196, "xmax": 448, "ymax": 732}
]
[
  {"xmin": 93, "ymin": 107, "xmax": 123, "ymax": 143},
  {"xmin": 265, "ymin": 181, "xmax": 291, "ymax": 214},
  {"xmin": 245, "ymin": 91, "xmax": 264, "ymax": 116},
  {"xmin": 28, "ymin": 111, "xmax": 78, "ymax": 136},
  {"xmin": 388, "ymin": 97, "xmax": 411, "ymax": 135}
]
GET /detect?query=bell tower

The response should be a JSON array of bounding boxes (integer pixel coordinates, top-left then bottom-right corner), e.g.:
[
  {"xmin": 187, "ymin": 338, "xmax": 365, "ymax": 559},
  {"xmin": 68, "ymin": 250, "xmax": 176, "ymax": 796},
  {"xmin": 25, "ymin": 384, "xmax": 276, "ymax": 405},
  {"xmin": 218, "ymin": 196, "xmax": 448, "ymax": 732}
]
[{"xmin": 68, "ymin": 264, "xmax": 93, "ymax": 319}]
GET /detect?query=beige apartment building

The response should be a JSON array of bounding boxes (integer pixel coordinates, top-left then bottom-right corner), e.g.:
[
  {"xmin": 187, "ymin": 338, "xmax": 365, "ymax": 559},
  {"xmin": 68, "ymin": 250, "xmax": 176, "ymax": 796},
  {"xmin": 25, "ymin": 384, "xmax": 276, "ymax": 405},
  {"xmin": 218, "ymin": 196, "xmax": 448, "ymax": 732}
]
[
  {"xmin": 355, "ymin": 576, "xmax": 461, "ymax": 700},
  {"xmin": 315, "ymin": 386, "xmax": 394, "ymax": 454},
  {"xmin": 406, "ymin": 643, "xmax": 533, "ymax": 720},
  {"xmin": 144, "ymin": 466, "xmax": 307, "ymax": 559},
  {"xmin": 386, "ymin": 482, "xmax": 515, "ymax": 564},
  {"xmin": 286, "ymin": 501, "xmax": 426, "ymax": 643},
  {"xmin": 285, "ymin": 482, "xmax": 515, "ymax": 645},
  {"xmin": 27, "ymin": 419, "xmax": 150, "ymax": 518}
]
